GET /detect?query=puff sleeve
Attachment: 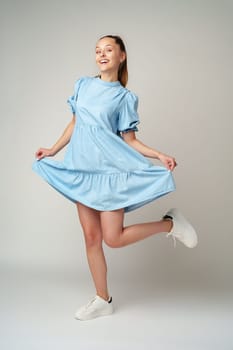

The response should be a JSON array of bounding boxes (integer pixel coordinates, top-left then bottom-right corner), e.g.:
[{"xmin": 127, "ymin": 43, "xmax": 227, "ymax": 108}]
[
  {"xmin": 117, "ymin": 91, "xmax": 140, "ymax": 133},
  {"xmin": 67, "ymin": 77, "xmax": 84, "ymax": 115}
]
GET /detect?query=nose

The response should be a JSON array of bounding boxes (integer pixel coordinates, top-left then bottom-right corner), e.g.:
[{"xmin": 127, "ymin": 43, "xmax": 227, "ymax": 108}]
[{"xmin": 100, "ymin": 49, "xmax": 106, "ymax": 57}]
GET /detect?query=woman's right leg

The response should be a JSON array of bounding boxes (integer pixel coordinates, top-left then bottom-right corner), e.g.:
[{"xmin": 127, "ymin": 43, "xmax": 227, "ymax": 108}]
[{"xmin": 76, "ymin": 202, "xmax": 110, "ymax": 301}]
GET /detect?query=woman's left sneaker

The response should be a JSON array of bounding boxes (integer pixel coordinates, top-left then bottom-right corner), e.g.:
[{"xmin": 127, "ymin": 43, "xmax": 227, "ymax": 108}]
[
  {"xmin": 163, "ymin": 208, "xmax": 198, "ymax": 248},
  {"xmin": 75, "ymin": 295, "xmax": 114, "ymax": 321}
]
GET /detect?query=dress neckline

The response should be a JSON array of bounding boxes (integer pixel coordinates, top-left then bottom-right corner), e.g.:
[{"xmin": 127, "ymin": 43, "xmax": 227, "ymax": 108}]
[{"xmin": 94, "ymin": 76, "xmax": 121, "ymax": 87}]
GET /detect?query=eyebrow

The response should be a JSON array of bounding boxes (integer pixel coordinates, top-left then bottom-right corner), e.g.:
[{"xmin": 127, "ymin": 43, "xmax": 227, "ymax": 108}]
[{"xmin": 95, "ymin": 44, "xmax": 113, "ymax": 49}]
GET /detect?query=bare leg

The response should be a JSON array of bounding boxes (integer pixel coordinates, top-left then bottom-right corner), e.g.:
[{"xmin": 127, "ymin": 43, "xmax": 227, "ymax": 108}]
[
  {"xmin": 77, "ymin": 203, "xmax": 109, "ymax": 301},
  {"xmin": 101, "ymin": 209, "xmax": 172, "ymax": 248}
]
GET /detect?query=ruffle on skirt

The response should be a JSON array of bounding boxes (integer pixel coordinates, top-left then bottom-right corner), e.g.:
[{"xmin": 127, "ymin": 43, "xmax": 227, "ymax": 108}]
[{"xmin": 32, "ymin": 158, "xmax": 175, "ymax": 212}]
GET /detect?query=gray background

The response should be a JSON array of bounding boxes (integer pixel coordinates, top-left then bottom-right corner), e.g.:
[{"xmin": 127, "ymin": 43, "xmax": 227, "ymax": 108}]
[{"xmin": 1, "ymin": 0, "xmax": 233, "ymax": 349}]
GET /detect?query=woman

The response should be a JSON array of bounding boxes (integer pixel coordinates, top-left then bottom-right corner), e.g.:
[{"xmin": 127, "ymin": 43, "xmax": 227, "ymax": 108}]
[{"xmin": 33, "ymin": 35, "xmax": 197, "ymax": 321}]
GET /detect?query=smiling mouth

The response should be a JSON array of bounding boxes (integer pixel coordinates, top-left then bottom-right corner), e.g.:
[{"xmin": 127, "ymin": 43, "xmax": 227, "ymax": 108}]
[{"xmin": 100, "ymin": 60, "xmax": 109, "ymax": 64}]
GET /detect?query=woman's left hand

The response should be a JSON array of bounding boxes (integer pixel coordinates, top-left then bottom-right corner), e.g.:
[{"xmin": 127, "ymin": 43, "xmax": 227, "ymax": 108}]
[{"xmin": 158, "ymin": 153, "xmax": 177, "ymax": 171}]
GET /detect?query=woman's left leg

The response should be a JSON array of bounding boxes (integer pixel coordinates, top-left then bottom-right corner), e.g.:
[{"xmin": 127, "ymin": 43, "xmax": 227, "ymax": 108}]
[{"xmin": 100, "ymin": 209, "xmax": 172, "ymax": 248}]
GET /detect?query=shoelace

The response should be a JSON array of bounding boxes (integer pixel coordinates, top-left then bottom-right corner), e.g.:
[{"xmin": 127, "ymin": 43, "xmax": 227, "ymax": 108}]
[
  {"xmin": 85, "ymin": 296, "xmax": 98, "ymax": 310},
  {"xmin": 166, "ymin": 231, "xmax": 177, "ymax": 248},
  {"xmin": 84, "ymin": 296, "xmax": 112, "ymax": 310},
  {"xmin": 163, "ymin": 215, "xmax": 176, "ymax": 248}
]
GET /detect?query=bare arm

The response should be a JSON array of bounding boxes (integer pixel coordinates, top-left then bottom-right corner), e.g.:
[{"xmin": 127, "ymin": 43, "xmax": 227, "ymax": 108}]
[
  {"xmin": 35, "ymin": 115, "xmax": 76, "ymax": 160},
  {"xmin": 122, "ymin": 131, "xmax": 177, "ymax": 171}
]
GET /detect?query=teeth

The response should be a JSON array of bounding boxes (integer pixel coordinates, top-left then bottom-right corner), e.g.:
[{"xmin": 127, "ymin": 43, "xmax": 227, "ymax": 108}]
[{"xmin": 100, "ymin": 60, "xmax": 108, "ymax": 63}]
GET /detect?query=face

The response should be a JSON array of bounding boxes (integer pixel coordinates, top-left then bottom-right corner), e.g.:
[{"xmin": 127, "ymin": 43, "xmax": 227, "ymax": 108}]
[{"xmin": 95, "ymin": 37, "xmax": 126, "ymax": 75}]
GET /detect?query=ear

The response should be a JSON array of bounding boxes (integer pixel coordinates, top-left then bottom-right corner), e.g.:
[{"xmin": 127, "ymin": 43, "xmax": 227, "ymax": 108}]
[{"xmin": 120, "ymin": 52, "xmax": 126, "ymax": 63}]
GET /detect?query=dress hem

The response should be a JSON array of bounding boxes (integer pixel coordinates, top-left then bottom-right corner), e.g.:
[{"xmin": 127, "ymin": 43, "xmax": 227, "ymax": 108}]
[{"xmin": 32, "ymin": 161, "xmax": 175, "ymax": 213}]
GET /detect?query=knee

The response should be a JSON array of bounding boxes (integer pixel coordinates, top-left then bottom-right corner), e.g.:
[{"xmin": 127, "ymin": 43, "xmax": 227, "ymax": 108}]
[
  {"xmin": 103, "ymin": 234, "xmax": 121, "ymax": 248},
  {"xmin": 84, "ymin": 229, "xmax": 102, "ymax": 248}
]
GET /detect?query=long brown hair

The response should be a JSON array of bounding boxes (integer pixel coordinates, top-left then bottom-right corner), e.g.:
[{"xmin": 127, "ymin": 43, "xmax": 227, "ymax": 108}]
[{"xmin": 99, "ymin": 35, "xmax": 128, "ymax": 87}]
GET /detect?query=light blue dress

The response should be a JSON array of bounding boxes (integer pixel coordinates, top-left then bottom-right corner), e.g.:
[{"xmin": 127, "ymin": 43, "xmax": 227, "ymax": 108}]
[{"xmin": 32, "ymin": 76, "xmax": 175, "ymax": 212}]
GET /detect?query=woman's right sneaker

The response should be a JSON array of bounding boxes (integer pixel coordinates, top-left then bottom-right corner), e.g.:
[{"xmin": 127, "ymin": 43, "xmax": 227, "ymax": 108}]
[
  {"xmin": 75, "ymin": 295, "xmax": 114, "ymax": 321},
  {"xmin": 163, "ymin": 208, "xmax": 198, "ymax": 248}
]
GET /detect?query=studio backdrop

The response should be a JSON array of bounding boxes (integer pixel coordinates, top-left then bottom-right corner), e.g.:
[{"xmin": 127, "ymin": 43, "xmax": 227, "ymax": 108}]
[{"xmin": 1, "ymin": 0, "xmax": 232, "ymax": 291}]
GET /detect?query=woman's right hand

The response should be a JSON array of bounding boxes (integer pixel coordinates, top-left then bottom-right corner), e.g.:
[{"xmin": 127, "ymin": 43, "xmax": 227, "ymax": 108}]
[{"xmin": 35, "ymin": 148, "xmax": 54, "ymax": 160}]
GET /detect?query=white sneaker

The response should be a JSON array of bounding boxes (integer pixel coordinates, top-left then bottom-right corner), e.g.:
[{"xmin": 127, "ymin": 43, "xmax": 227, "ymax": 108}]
[
  {"xmin": 163, "ymin": 208, "xmax": 198, "ymax": 248},
  {"xmin": 75, "ymin": 295, "xmax": 114, "ymax": 321}
]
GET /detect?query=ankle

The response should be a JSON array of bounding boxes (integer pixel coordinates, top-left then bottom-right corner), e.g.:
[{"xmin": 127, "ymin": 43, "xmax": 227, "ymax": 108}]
[
  {"xmin": 163, "ymin": 218, "xmax": 173, "ymax": 233},
  {"xmin": 97, "ymin": 292, "xmax": 110, "ymax": 301}
]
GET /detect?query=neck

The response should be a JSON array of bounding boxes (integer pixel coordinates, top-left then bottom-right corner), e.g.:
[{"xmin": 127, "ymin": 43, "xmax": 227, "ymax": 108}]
[{"xmin": 99, "ymin": 71, "xmax": 118, "ymax": 82}]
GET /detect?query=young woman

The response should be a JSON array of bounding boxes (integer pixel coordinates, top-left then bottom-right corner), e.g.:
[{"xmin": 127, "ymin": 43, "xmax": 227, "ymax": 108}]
[{"xmin": 33, "ymin": 35, "xmax": 197, "ymax": 321}]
